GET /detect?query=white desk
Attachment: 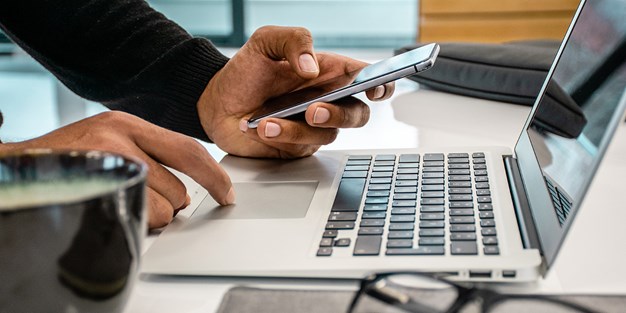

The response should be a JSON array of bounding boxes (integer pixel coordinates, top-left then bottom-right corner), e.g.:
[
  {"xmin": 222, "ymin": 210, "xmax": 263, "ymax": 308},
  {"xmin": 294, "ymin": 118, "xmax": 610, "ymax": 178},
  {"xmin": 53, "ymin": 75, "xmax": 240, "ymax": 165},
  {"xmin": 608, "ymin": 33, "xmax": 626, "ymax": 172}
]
[{"xmin": 124, "ymin": 85, "xmax": 626, "ymax": 313}]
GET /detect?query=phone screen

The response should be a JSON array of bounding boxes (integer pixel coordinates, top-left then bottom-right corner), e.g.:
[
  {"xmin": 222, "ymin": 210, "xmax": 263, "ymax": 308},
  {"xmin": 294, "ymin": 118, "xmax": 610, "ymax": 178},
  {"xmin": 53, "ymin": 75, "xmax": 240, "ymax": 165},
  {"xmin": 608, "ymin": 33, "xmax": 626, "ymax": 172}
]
[{"xmin": 248, "ymin": 43, "xmax": 438, "ymax": 127}]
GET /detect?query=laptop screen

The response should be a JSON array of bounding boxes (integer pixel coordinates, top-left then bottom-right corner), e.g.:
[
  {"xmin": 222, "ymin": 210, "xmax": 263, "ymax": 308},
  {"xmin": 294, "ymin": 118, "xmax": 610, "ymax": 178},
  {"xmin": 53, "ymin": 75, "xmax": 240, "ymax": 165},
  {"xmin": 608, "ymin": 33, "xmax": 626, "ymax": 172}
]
[{"xmin": 520, "ymin": 0, "xmax": 626, "ymax": 266}]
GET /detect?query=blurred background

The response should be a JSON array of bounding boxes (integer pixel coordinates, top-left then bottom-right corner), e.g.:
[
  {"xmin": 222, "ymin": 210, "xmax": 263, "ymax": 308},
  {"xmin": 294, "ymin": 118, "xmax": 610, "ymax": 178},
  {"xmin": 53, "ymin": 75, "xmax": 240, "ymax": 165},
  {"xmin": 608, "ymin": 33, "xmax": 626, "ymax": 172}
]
[{"xmin": 0, "ymin": 0, "xmax": 579, "ymax": 142}]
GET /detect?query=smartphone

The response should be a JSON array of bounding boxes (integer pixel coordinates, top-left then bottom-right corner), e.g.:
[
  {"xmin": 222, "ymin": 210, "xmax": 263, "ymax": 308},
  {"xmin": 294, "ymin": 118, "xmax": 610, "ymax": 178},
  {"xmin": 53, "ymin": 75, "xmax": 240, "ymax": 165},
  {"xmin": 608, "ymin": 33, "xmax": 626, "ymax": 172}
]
[{"xmin": 247, "ymin": 43, "xmax": 440, "ymax": 128}]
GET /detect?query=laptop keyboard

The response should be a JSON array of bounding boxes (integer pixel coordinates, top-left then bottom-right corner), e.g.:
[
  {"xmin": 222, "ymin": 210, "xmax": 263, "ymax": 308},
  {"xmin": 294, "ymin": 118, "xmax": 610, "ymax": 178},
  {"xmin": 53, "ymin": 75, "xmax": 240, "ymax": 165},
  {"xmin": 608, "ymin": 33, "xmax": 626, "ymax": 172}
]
[{"xmin": 316, "ymin": 153, "xmax": 499, "ymax": 257}]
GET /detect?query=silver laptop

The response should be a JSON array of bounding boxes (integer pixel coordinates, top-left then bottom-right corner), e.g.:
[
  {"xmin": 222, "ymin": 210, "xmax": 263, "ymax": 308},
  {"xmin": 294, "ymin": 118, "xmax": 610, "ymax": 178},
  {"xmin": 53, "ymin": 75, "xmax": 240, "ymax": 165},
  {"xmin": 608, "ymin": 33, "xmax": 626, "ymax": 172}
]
[{"xmin": 143, "ymin": 0, "xmax": 626, "ymax": 282}]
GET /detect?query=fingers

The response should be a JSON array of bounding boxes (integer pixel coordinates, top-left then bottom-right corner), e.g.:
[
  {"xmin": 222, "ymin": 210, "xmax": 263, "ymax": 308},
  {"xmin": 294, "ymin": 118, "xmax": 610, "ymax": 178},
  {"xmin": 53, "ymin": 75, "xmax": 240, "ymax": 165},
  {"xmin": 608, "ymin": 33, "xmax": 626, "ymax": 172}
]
[
  {"xmin": 305, "ymin": 96, "xmax": 370, "ymax": 129},
  {"xmin": 249, "ymin": 26, "xmax": 319, "ymax": 79},
  {"xmin": 147, "ymin": 187, "xmax": 174, "ymax": 229},
  {"xmin": 365, "ymin": 82, "xmax": 395, "ymax": 101}
]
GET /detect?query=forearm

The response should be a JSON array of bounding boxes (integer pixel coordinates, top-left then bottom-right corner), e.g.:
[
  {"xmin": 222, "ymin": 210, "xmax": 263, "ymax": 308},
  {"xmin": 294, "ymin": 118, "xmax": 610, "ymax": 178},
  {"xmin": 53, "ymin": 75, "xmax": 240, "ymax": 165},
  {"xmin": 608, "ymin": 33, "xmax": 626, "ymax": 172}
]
[{"xmin": 0, "ymin": 0, "xmax": 228, "ymax": 140}]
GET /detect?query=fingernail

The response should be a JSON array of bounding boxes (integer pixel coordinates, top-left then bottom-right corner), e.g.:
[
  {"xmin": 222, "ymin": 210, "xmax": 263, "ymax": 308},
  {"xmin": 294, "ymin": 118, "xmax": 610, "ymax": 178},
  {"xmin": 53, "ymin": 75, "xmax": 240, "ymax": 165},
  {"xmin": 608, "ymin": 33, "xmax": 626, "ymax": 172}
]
[
  {"xmin": 264, "ymin": 122, "xmax": 281, "ymax": 138},
  {"xmin": 374, "ymin": 85, "xmax": 385, "ymax": 99},
  {"xmin": 299, "ymin": 53, "xmax": 318, "ymax": 73},
  {"xmin": 313, "ymin": 107, "xmax": 330, "ymax": 124},
  {"xmin": 239, "ymin": 119, "xmax": 249, "ymax": 132},
  {"xmin": 225, "ymin": 187, "xmax": 235, "ymax": 205}
]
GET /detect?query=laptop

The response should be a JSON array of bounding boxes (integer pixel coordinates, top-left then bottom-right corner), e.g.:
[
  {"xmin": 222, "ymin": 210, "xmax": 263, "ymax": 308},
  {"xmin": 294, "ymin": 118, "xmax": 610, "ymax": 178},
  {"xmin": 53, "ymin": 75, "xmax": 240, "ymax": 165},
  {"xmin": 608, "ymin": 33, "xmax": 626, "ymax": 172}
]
[{"xmin": 143, "ymin": 0, "xmax": 626, "ymax": 282}]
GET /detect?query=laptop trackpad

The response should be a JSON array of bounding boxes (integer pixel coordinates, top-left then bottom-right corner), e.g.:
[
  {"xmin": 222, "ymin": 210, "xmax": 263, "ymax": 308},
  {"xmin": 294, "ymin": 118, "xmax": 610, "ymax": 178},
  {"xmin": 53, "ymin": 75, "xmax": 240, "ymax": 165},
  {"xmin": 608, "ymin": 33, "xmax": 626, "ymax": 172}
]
[{"xmin": 193, "ymin": 181, "xmax": 318, "ymax": 219}]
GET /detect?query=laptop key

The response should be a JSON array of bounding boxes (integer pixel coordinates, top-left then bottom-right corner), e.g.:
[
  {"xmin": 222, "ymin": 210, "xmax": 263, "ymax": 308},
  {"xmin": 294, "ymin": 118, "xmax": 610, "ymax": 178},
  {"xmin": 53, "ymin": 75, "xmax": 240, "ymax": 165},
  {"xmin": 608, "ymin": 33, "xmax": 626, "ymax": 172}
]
[
  {"xmin": 392, "ymin": 200, "xmax": 417, "ymax": 207},
  {"xmin": 449, "ymin": 195, "xmax": 473, "ymax": 201},
  {"xmin": 482, "ymin": 228, "xmax": 497, "ymax": 236},
  {"xmin": 450, "ymin": 209, "xmax": 474, "ymax": 216},
  {"xmin": 480, "ymin": 220, "xmax": 496, "ymax": 227},
  {"xmin": 423, "ymin": 172, "xmax": 444, "ymax": 179},
  {"xmin": 395, "ymin": 186, "xmax": 418, "ymax": 193},
  {"xmin": 420, "ymin": 213, "xmax": 445, "ymax": 220},
  {"xmin": 484, "ymin": 246, "xmax": 500, "ymax": 255},
  {"xmin": 449, "ymin": 181, "xmax": 472, "ymax": 188},
  {"xmin": 473, "ymin": 164, "xmax": 487, "ymax": 170},
  {"xmin": 421, "ymin": 185, "xmax": 444, "ymax": 191},
  {"xmin": 387, "ymin": 239, "xmax": 413, "ymax": 248},
  {"xmin": 371, "ymin": 172, "xmax": 393, "ymax": 178},
  {"xmin": 397, "ymin": 174, "xmax": 419, "ymax": 180},
  {"xmin": 397, "ymin": 168, "xmax": 419, "ymax": 174},
  {"xmin": 476, "ymin": 189, "xmax": 491, "ymax": 196},
  {"xmin": 394, "ymin": 193, "xmax": 417, "ymax": 200},
  {"xmin": 450, "ymin": 233, "xmax": 477, "ymax": 241},
  {"xmin": 450, "ymin": 225, "xmax": 476, "ymax": 232},
  {"xmin": 398, "ymin": 162, "xmax": 420, "ymax": 168},
  {"xmin": 349, "ymin": 155, "xmax": 372, "ymax": 160},
  {"xmin": 483, "ymin": 237, "xmax": 498, "ymax": 245},
  {"xmin": 448, "ymin": 153, "xmax": 469, "ymax": 158},
  {"xmin": 423, "ymin": 153, "xmax": 444, "ymax": 161},
  {"xmin": 346, "ymin": 160, "xmax": 370, "ymax": 166},
  {"xmin": 365, "ymin": 197, "xmax": 388, "ymax": 204},
  {"xmin": 473, "ymin": 158, "xmax": 486, "ymax": 164},
  {"xmin": 448, "ymin": 188, "xmax": 472, "ymax": 194},
  {"xmin": 369, "ymin": 184, "xmax": 391, "ymax": 191},
  {"xmin": 477, "ymin": 196, "xmax": 492, "ymax": 203},
  {"xmin": 372, "ymin": 166, "xmax": 394, "ymax": 172},
  {"xmin": 334, "ymin": 238, "xmax": 351, "ymax": 247},
  {"xmin": 423, "ymin": 161, "xmax": 445, "ymax": 167},
  {"xmin": 479, "ymin": 211, "xmax": 494, "ymax": 219},
  {"xmin": 389, "ymin": 223, "xmax": 414, "ymax": 231},
  {"xmin": 386, "ymin": 246, "xmax": 445, "ymax": 255},
  {"xmin": 472, "ymin": 152, "xmax": 485, "ymax": 158},
  {"xmin": 331, "ymin": 178, "xmax": 366, "ymax": 212},
  {"xmin": 422, "ymin": 178, "xmax": 444, "ymax": 185},
  {"xmin": 364, "ymin": 204, "xmax": 387, "ymax": 211},
  {"xmin": 360, "ymin": 219, "xmax": 385, "ymax": 227},
  {"xmin": 370, "ymin": 178, "xmax": 392, "ymax": 184},
  {"xmin": 451, "ymin": 241, "xmax": 478, "ymax": 255},
  {"xmin": 419, "ymin": 221, "xmax": 445, "ymax": 228},
  {"xmin": 367, "ymin": 190, "xmax": 389, "ymax": 197},
  {"xmin": 448, "ymin": 169, "xmax": 471, "ymax": 175},
  {"xmin": 475, "ymin": 182, "xmax": 490, "ymax": 189},
  {"xmin": 375, "ymin": 154, "xmax": 396, "ymax": 161},
  {"xmin": 345, "ymin": 165, "xmax": 369, "ymax": 171},
  {"xmin": 421, "ymin": 198, "xmax": 444, "ymax": 205},
  {"xmin": 448, "ymin": 158, "xmax": 469, "ymax": 164},
  {"xmin": 374, "ymin": 161, "xmax": 395, "ymax": 166},
  {"xmin": 419, "ymin": 229, "xmax": 445, "ymax": 237},
  {"xmin": 419, "ymin": 237, "xmax": 445, "ymax": 245},
  {"xmin": 343, "ymin": 171, "xmax": 368, "ymax": 178},
  {"xmin": 325, "ymin": 222, "xmax": 355, "ymax": 230},
  {"xmin": 399, "ymin": 154, "xmax": 420, "ymax": 163},
  {"xmin": 362, "ymin": 212, "xmax": 386, "ymax": 219},
  {"xmin": 388, "ymin": 231, "xmax": 414, "ymax": 239},
  {"xmin": 322, "ymin": 230, "xmax": 338, "ymax": 238},
  {"xmin": 391, "ymin": 215, "xmax": 416, "ymax": 223},
  {"xmin": 450, "ymin": 217, "xmax": 475, "ymax": 224},
  {"xmin": 328, "ymin": 212, "xmax": 358, "ymax": 221},
  {"xmin": 420, "ymin": 206, "xmax": 444, "ymax": 213},
  {"xmin": 449, "ymin": 175, "xmax": 471, "ymax": 181},
  {"xmin": 449, "ymin": 202, "xmax": 473, "ymax": 208},
  {"xmin": 320, "ymin": 238, "xmax": 334, "ymax": 247},
  {"xmin": 317, "ymin": 247, "xmax": 333, "ymax": 256},
  {"xmin": 478, "ymin": 204, "xmax": 493, "ymax": 211},
  {"xmin": 391, "ymin": 208, "xmax": 416, "ymax": 215},
  {"xmin": 448, "ymin": 164, "xmax": 470, "ymax": 169},
  {"xmin": 395, "ymin": 180, "xmax": 418, "ymax": 187},
  {"xmin": 358, "ymin": 227, "xmax": 384, "ymax": 235},
  {"xmin": 423, "ymin": 167, "xmax": 444, "ymax": 172},
  {"xmin": 353, "ymin": 236, "xmax": 382, "ymax": 255},
  {"xmin": 475, "ymin": 176, "xmax": 489, "ymax": 182}
]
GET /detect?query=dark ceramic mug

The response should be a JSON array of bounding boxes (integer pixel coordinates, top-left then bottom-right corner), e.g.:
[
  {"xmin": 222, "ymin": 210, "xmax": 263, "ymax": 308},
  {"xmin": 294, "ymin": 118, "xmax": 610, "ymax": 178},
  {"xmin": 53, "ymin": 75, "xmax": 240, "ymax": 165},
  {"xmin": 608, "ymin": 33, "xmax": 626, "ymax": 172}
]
[{"xmin": 0, "ymin": 149, "xmax": 147, "ymax": 313}]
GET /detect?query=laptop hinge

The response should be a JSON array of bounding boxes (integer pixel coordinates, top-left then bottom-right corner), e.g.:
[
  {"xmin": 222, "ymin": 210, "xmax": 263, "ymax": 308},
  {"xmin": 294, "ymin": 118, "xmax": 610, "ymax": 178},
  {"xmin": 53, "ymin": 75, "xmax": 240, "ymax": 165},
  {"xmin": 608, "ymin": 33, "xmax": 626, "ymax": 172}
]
[{"xmin": 503, "ymin": 155, "xmax": 541, "ymax": 251}]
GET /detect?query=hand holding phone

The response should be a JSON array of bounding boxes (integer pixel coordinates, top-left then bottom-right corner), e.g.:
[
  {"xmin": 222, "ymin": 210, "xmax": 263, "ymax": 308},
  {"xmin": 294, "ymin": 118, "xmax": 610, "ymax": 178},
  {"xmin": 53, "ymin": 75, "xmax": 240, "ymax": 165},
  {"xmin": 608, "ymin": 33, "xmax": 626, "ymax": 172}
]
[{"xmin": 247, "ymin": 43, "xmax": 440, "ymax": 128}]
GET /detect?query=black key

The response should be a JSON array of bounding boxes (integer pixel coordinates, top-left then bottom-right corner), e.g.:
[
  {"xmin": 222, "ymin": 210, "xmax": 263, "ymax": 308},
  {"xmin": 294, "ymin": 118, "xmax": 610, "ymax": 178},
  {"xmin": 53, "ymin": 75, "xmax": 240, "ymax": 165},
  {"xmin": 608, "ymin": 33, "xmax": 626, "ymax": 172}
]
[
  {"xmin": 328, "ymin": 212, "xmax": 358, "ymax": 221},
  {"xmin": 358, "ymin": 227, "xmax": 384, "ymax": 235},
  {"xmin": 483, "ymin": 237, "xmax": 498, "ymax": 245},
  {"xmin": 375, "ymin": 154, "xmax": 396, "ymax": 161},
  {"xmin": 388, "ymin": 231, "xmax": 414, "ymax": 239},
  {"xmin": 346, "ymin": 160, "xmax": 370, "ymax": 166},
  {"xmin": 387, "ymin": 239, "xmax": 413, "ymax": 248},
  {"xmin": 360, "ymin": 219, "xmax": 386, "ymax": 227},
  {"xmin": 449, "ymin": 195, "xmax": 473, "ymax": 202},
  {"xmin": 484, "ymin": 246, "xmax": 500, "ymax": 255},
  {"xmin": 475, "ymin": 176, "xmax": 489, "ymax": 182},
  {"xmin": 448, "ymin": 153, "xmax": 469, "ymax": 158},
  {"xmin": 423, "ymin": 161, "xmax": 445, "ymax": 167},
  {"xmin": 399, "ymin": 154, "xmax": 420, "ymax": 163},
  {"xmin": 420, "ymin": 213, "xmax": 445, "ymax": 220},
  {"xmin": 345, "ymin": 165, "xmax": 369, "ymax": 171},
  {"xmin": 473, "ymin": 158, "xmax": 486, "ymax": 164},
  {"xmin": 331, "ymin": 178, "xmax": 366, "ymax": 212},
  {"xmin": 422, "ymin": 179, "xmax": 444, "ymax": 185},
  {"xmin": 450, "ymin": 216, "xmax": 475, "ymax": 224},
  {"xmin": 449, "ymin": 175, "xmax": 471, "ymax": 181},
  {"xmin": 342, "ymin": 171, "xmax": 368, "ymax": 179},
  {"xmin": 320, "ymin": 238, "xmax": 334, "ymax": 247},
  {"xmin": 479, "ymin": 211, "xmax": 494, "ymax": 219},
  {"xmin": 476, "ymin": 189, "xmax": 491, "ymax": 196},
  {"xmin": 448, "ymin": 169, "xmax": 471, "ymax": 175},
  {"xmin": 323, "ymin": 230, "xmax": 338, "ymax": 238},
  {"xmin": 421, "ymin": 198, "xmax": 444, "ymax": 205},
  {"xmin": 391, "ymin": 215, "xmax": 415, "ymax": 223},
  {"xmin": 367, "ymin": 190, "xmax": 389, "ymax": 197},
  {"xmin": 334, "ymin": 238, "xmax": 351, "ymax": 247},
  {"xmin": 450, "ymin": 209, "xmax": 474, "ymax": 216},
  {"xmin": 449, "ymin": 181, "xmax": 472, "ymax": 188},
  {"xmin": 365, "ymin": 197, "xmax": 388, "ymax": 204},
  {"xmin": 394, "ymin": 193, "xmax": 417, "ymax": 200},
  {"xmin": 325, "ymin": 222, "xmax": 355, "ymax": 230},
  {"xmin": 389, "ymin": 223, "xmax": 414, "ymax": 231},
  {"xmin": 419, "ymin": 237, "xmax": 445, "ymax": 245},
  {"xmin": 353, "ymin": 236, "xmax": 382, "ymax": 255},
  {"xmin": 480, "ymin": 220, "xmax": 496, "ymax": 227},
  {"xmin": 370, "ymin": 177, "xmax": 392, "ymax": 184},
  {"xmin": 317, "ymin": 247, "xmax": 333, "ymax": 256},
  {"xmin": 423, "ymin": 172, "xmax": 444, "ymax": 179},
  {"xmin": 349, "ymin": 155, "xmax": 372, "ymax": 160},
  {"xmin": 448, "ymin": 164, "xmax": 470, "ymax": 169},
  {"xmin": 364, "ymin": 204, "xmax": 387, "ymax": 211},
  {"xmin": 451, "ymin": 241, "xmax": 478, "ymax": 255},
  {"xmin": 395, "ymin": 186, "xmax": 418, "ymax": 193},
  {"xmin": 423, "ymin": 167, "xmax": 444, "ymax": 172},
  {"xmin": 391, "ymin": 208, "xmax": 416, "ymax": 215},
  {"xmin": 448, "ymin": 188, "xmax": 472, "ymax": 194},
  {"xmin": 373, "ymin": 166, "xmax": 394, "ymax": 172},
  {"xmin": 420, "ymin": 206, "xmax": 444, "ymax": 213},
  {"xmin": 450, "ymin": 224, "xmax": 476, "ymax": 232},
  {"xmin": 472, "ymin": 152, "xmax": 485, "ymax": 158},
  {"xmin": 473, "ymin": 164, "xmax": 487, "ymax": 170},
  {"xmin": 475, "ymin": 182, "xmax": 490, "ymax": 189},
  {"xmin": 419, "ymin": 229, "xmax": 445, "ymax": 237},
  {"xmin": 478, "ymin": 204, "xmax": 493, "ymax": 211},
  {"xmin": 362, "ymin": 212, "xmax": 386, "ymax": 219},
  {"xmin": 450, "ymin": 233, "xmax": 477, "ymax": 241},
  {"xmin": 477, "ymin": 196, "xmax": 492, "ymax": 203},
  {"xmin": 449, "ymin": 202, "xmax": 473, "ymax": 208},
  {"xmin": 398, "ymin": 162, "xmax": 420, "ymax": 168},
  {"xmin": 481, "ymin": 228, "xmax": 497, "ymax": 236},
  {"xmin": 423, "ymin": 153, "xmax": 444, "ymax": 161},
  {"xmin": 369, "ymin": 184, "xmax": 391, "ymax": 191},
  {"xmin": 371, "ymin": 172, "xmax": 393, "ymax": 178},
  {"xmin": 392, "ymin": 200, "xmax": 417, "ymax": 207},
  {"xmin": 397, "ymin": 168, "xmax": 419, "ymax": 174},
  {"xmin": 386, "ymin": 246, "xmax": 445, "ymax": 255},
  {"xmin": 395, "ymin": 180, "xmax": 418, "ymax": 187},
  {"xmin": 474, "ymin": 170, "xmax": 488, "ymax": 176},
  {"xmin": 419, "ymin": 221, "xmax": 445, "ymax": 228},
  {"xmin": 448, "ymin": 158, "xmax": 469, "ymax": 164},
  {"xmin": 397, "ymin": 174, "xmax": 419, "ymax": 180},
  {"xmin": 421, "ymin": 185, "xmax": 444, "ymax": 191},
  {"xmin": 374, "ymin": 161, "xmax": 395, "ymax": 167}
]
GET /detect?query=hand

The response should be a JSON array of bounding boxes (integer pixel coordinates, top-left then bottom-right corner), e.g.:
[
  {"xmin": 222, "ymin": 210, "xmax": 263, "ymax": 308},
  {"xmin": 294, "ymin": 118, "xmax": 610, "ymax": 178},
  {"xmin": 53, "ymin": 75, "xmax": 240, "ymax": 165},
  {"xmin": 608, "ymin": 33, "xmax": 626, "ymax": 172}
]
[
  {"xmin": 198, "ymin": 26, "xmax": 394, "ymax": 158},
  {"xmin": 0, "ymin": 111, "xmax": 234, "ymax": 229}
]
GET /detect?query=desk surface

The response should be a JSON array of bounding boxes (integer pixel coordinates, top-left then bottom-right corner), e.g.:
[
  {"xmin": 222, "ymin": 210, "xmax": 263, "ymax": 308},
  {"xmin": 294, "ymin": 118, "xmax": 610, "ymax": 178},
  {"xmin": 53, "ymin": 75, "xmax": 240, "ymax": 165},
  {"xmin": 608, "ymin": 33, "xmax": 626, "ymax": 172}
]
[{"xmin": 125, "ymin": 84, "xmax": 626, "ymax": 313}]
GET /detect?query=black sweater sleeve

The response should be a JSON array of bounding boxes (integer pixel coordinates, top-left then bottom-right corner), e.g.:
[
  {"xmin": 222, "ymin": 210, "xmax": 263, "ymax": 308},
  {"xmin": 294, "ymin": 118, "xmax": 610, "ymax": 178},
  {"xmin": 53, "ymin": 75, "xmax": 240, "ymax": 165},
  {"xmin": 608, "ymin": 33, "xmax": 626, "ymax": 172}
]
[{"xmin": 0, "ymin": 0, "xmax": 229, "ymax": 141}]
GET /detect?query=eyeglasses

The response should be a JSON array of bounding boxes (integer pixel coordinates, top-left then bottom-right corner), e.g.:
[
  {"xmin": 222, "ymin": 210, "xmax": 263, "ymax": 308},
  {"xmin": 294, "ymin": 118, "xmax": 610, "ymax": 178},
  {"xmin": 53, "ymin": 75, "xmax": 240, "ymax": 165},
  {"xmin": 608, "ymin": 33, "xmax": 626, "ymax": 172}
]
[{"xmin": 348, "ymin": 271, "xmax": 598, "ymax": 313}]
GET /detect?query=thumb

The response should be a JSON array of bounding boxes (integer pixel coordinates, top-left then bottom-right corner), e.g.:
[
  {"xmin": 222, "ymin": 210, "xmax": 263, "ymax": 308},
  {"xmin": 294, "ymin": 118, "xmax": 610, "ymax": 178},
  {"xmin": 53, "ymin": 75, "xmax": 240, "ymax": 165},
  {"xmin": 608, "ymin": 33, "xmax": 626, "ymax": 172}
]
[{"xmin": 249, "ymin": 26, "xmax": 319, "ymax": 79}]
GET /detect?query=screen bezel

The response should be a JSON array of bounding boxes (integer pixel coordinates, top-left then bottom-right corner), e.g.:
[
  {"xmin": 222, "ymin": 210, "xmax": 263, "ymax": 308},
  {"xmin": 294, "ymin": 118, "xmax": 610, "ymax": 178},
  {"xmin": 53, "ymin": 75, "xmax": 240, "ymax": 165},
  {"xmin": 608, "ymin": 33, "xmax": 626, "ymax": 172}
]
[{"xmin": 514, "ymin": 0, "xmax": 626, "ymax": 270}]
